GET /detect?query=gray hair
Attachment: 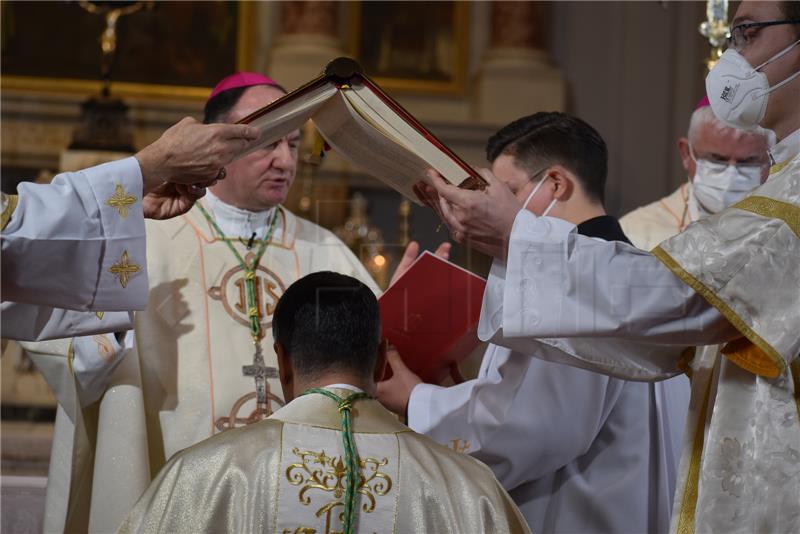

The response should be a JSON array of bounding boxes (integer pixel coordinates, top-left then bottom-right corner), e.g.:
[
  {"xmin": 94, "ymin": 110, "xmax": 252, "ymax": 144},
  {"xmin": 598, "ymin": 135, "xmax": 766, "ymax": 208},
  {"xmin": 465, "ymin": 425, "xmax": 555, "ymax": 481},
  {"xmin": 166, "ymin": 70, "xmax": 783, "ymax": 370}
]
[{"xmin": 687, "ymin": 106, "xmax": 776, "ymax": 147}]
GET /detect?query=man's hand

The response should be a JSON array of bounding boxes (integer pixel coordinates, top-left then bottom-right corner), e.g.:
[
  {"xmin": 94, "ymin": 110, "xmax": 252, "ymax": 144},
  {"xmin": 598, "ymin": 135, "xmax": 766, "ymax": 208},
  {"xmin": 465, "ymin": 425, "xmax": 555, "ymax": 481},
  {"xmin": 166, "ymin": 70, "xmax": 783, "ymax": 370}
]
[
  {"xmin": 376, "ymin": 347, "xmax": 422, "ymax": 416},
  {"xmin": 142, "ymin": 183, "xmax": 207, "ymax": 220},
  {"xmin": 135, "ymin": 117, "xmax": 261, "ymax": 194},
  {"xmin": 426, "ymin": 169, "xmax": 521, "ymax": 260},
  {"xmin": 389, "ymin": 241, "xmax": 451, "ymax": 286}
]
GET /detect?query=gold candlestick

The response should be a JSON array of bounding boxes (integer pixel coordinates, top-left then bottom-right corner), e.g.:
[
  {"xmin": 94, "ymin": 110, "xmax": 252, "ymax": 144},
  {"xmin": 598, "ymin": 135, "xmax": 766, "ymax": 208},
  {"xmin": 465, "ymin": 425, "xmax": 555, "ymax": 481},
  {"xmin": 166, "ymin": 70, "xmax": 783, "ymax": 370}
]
[{"xmin": 699, "ymin": 0, "xmax": 730, "ymax": 72}]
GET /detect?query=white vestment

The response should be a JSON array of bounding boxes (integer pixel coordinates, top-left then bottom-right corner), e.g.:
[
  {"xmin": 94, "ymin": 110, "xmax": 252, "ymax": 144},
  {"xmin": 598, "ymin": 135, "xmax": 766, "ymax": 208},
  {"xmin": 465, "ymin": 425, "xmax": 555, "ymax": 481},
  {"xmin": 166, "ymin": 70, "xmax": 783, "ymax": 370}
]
[
  {"xmin": 619, "ymin": 183, "xmax": 696, "ymax": 251},
  {"xmin": 481, "ymin": 129, "xmax": 800, "ymax": 533},
  {"xmin": 119, "ymin": 385, "xmax": 530, "ymax": 534},
  {"xmin": 2, "ymin": 158, "xmax": 148, "ymax": 340},
  {"xmin": 23, "ymin": 197, "xmax": 380, "ymax": 533},
  {"xmin": 409, "ymin": 343, "xmax": 684, "ymax": 534}
]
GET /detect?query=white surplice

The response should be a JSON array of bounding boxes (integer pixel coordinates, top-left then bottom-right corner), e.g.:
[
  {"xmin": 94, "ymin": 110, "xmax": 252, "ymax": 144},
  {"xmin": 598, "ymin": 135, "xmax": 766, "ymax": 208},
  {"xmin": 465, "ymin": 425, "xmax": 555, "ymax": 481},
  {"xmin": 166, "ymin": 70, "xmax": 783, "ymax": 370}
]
[
  {"xmin": 409, "ymin": 342, "xmax": 686, "ymax": 534},
  {"xmin": 22, "ymin": 195, "xmax": 381, "ymax": 533},
  {"xmin": 480, "ymin": 129, "xmax": 800, "ymax": 533},
  {"xmin": 1, "ymin": 158, "xmax": 147, "ymax": 340}
]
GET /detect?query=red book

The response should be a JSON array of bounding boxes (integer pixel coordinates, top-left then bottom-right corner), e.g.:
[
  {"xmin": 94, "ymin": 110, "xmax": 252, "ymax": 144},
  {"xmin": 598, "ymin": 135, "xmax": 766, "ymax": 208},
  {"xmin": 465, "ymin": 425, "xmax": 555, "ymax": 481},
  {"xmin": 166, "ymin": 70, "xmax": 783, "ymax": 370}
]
[{"xmin": 379, "ymin": 251, "xmax": 486, "ymax": 384}]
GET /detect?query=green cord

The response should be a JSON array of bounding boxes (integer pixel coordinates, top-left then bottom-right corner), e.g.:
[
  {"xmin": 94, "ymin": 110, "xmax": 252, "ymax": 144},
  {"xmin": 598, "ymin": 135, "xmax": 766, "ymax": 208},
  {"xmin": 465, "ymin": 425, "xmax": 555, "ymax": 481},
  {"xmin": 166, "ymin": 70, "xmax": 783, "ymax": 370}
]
[
  {"xmin": 196, "ymin": 202, "xmax": 279, "ymax": 340},
  {"xmin": 301, "ymin": 387, "xmax": 371, "ymax": 534}
]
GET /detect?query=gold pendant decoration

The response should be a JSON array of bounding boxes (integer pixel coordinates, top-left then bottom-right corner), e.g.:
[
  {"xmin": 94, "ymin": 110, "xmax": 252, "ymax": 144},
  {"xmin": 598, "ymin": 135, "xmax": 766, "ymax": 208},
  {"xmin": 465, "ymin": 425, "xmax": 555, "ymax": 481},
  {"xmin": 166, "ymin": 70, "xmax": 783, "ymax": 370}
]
[
  {"xmin": 208, "ymin": 252, "xmax": 286, "ymax": 329},
  {"xmin": 109, "ymin": 249, "xmax": 140, "ymax": 288},
  {"xmin": 106, "ymin": 183, "xmax": 138, "ymax": 218}
]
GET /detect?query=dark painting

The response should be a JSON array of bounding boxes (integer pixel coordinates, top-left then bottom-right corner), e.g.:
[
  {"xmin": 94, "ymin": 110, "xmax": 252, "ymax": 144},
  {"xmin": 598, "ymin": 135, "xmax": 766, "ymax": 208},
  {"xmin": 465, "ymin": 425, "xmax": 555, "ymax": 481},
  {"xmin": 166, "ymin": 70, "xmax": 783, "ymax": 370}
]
[{"xmin": 1, "ymin": 1, "xmax": 239, "ymax": 88}]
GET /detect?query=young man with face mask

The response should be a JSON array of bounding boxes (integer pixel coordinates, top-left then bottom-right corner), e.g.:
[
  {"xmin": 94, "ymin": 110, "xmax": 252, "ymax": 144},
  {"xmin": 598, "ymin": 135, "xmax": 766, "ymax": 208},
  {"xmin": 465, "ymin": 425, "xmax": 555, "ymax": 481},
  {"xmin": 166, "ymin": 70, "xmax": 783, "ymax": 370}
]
[
  {"xmin": 422, "ymin": 1, "xmax": 800, "ymax": 532},
  {"xmin": 620, "ymin": 99, "xmax": 772, "ymax": 250},
  {"xmin": 379, "ymin": 112, "xmax": 686, "ymax": 534}
]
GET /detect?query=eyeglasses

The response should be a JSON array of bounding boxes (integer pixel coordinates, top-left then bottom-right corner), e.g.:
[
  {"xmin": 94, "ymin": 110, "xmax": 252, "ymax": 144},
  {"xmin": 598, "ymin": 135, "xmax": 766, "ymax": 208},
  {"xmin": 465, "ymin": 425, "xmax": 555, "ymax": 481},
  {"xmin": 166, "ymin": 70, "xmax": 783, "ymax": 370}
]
[{"xmin": 727, "ymin": 19, "xmax": 800, "ymax": 51}]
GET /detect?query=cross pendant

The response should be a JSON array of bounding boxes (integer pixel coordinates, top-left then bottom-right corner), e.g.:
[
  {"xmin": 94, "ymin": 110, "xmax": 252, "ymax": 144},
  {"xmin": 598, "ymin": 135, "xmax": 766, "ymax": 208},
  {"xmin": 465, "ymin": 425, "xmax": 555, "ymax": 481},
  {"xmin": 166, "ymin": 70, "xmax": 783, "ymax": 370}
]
[{"xmin": 242, "ymin": 343, "xmax": 279, "ymax": 407}]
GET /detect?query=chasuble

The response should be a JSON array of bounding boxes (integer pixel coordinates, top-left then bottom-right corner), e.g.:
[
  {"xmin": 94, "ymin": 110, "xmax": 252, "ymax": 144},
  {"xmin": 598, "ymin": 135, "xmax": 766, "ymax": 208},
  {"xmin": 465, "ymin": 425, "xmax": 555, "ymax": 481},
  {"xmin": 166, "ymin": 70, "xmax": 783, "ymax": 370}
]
[
  {"xmin": 23, "ymin": 199, "xmax": 380, "ymax": 533},
  {"xmin": 119, "ymin": 387, "xmax": 530, "ymax": 534},
  {"xmin": 477, "ymin": 128, "xmax": 800, "ymax": 533},
  {"xmin": 2, "ymin": 158, "xmax": 148, "ymax": 340},
  {"xmin": 619, "ymin": 183, "xmax": 696, "ymax": 251}
]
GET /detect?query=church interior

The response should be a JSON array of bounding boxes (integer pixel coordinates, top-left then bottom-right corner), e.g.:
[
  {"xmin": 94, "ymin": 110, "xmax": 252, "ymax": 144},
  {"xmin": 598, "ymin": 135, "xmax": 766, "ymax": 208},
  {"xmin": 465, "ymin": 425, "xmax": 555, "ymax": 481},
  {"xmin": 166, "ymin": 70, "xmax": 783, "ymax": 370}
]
[{"xmin": 1, "ymin": 0, "xmax": 744, "ymax": 531}]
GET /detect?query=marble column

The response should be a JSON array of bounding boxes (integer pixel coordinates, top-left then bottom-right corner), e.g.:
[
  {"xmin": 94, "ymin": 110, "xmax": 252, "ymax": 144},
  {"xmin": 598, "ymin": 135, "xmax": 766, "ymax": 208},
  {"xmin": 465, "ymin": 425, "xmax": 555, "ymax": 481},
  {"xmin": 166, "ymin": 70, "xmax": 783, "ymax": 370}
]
[
  {"xmin": 475, "ymin": 1, "xmax": 565, "ymax": 125},
  {"xmin": 268, "ymin": 1, "xmax": 344, "ymax": 90}
]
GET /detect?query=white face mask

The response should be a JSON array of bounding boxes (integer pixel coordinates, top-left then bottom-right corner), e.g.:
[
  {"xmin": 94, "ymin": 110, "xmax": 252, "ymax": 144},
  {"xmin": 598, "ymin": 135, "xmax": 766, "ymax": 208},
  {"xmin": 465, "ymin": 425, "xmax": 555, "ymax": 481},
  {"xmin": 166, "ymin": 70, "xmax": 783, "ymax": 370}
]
[
  {"xmin": 690, "ymin": 147, "xmax": 764, "ymax": 214},
  {"xmin": 523, "ymin": 175, "xmax": 557, "ymax": 217},
  {"xmin": 705, "ymin": 39, "xmax": 800, "ymax": 130}
]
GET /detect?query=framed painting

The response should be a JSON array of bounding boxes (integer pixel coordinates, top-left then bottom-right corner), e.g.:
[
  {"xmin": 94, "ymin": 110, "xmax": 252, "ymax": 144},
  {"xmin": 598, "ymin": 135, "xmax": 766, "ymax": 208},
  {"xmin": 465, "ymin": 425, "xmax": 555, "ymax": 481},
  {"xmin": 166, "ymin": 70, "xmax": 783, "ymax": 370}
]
[
  {"xmin": 349, "ymin": 1, "xmax": 469, "ymax": 95},
  {"xmin": 0, "ymin": 1, "xmax": 254, "ymax": 100}
]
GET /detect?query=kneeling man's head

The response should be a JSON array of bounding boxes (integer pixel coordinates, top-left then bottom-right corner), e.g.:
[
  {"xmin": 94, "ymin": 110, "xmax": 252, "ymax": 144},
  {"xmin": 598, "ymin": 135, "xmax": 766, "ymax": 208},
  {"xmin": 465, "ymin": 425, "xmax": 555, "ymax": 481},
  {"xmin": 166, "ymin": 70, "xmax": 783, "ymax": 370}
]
[{"xmin": 272, "ymin": 272, "xmax": 385, "ymax": 401}]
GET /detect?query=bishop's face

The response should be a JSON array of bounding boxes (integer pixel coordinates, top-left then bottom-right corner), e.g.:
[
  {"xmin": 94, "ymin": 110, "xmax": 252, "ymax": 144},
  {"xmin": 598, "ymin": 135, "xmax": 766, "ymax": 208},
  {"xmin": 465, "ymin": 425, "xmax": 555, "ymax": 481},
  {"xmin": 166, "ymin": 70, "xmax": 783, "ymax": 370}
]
[{"xmin": 214, "ymin": 85, "xmax": 301, "ymax": 211}]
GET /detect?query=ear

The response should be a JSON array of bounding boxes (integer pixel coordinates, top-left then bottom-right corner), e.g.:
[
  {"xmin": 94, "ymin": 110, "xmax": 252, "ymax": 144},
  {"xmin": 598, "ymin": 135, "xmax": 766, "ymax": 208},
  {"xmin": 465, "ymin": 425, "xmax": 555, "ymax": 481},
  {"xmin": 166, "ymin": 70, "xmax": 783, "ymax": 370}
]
[
  {"xmin": 677, "ymin": 137, "xmax": 695, "ymax": 181},
  {"xmin": 549, "ymin": 165, "xmax": 575, "ymax": 201},
  {"xmin": 373, "ymin": 338, "xmax": 389, "ymax": 383},
  {"xmin": 275, "ymin": 342, "xmax": 294, "ymax": 402}
]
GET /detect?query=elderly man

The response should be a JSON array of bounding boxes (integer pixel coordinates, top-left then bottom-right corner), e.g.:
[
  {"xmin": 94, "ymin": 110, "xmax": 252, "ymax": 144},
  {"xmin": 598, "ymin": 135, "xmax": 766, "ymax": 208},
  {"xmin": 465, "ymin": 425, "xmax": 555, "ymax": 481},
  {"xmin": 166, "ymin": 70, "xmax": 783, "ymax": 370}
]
[
  {"xmin": 24, "ymin": 72, "xmax": 443, "ymax": 533},
  {"xmin": 620, "ymin": 98, "xmax": 772, "ymax": 249},
  {"xmin": 422, "ymin": 1, "xmax": 800, "ymax": 531},
  {"xmin": 1, "ymin": 117, "xmax": 259, "ymax": 340}
]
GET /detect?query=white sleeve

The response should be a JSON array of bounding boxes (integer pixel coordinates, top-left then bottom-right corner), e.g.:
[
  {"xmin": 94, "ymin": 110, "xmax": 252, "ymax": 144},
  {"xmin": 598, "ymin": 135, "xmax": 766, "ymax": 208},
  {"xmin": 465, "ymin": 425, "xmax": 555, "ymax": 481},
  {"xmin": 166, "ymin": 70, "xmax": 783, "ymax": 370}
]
[
  {"xmin": 72, "ymin": 331, "xmax": 133, "ymax": 406},
  {"xmin": 1, "ymin": 157, "xmax": 148, "ymax": 311},
  {"xmin": 408, "ymin": 344, "xmax": 626, "ymax": 491},
  {"xmin": 496, "ymin": 210, "xmax": 738, "ymax": 344},
  {"xmin": 0, "ymin": 301, "xmax": 134, "ymax": 341}
]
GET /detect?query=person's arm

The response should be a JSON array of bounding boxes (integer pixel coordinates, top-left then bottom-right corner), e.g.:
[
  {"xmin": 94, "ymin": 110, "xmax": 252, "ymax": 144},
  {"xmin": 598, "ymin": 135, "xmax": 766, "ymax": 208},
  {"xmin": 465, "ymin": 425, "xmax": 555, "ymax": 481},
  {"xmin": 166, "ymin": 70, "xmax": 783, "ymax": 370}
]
[
  {"xmin": 0, "ymin": 302, "xmax": 134, "ymax": 341},
  {"xmin": 498, "ymin": 210, "xmax": 739, "ymax": 345},
  {"xmin": 2, "ymin": 158, "xmax": 149, "ymax": 311}
]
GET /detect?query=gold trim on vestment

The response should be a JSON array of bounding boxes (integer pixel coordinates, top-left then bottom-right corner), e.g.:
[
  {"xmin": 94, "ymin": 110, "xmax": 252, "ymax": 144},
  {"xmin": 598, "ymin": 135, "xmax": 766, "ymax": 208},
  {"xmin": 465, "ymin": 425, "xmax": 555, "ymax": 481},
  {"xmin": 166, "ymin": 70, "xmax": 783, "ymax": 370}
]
[
  {"xmin": 791, "ymin": 361, "xmax": 800, "ymax": 422},
  {"xmin": 108, "ymin": 250, "xmax": 141, "ymax": 289},
  {"xmin": 676, "ymin": 361, "xmax": 715, "ymax": 534},
  {"xmin": 105, "ymin": 183, "xmax": 138, "ymax": 219},
  {"xmin": 652, "ymin": 246, "xmax": 783, "ymax": 378},
  {"xmin": 769, "ymin": 160, "xmax": 791, "ymax": 175},
  {"xmin": 732, "ymin": 195, "xmax": 800, "ymax": 239},
  {"xmin": 1, "ymin": 193, "xmax": 19, "ymax": 230}
]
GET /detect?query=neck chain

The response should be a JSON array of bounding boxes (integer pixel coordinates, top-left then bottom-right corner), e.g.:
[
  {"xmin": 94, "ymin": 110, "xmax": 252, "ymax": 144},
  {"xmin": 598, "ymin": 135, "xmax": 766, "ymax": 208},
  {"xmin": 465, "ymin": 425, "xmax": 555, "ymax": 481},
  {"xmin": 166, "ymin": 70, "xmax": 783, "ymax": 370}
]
[{"xmin": 196, "ymin": 202, "xmax": 279, "ymax": 341}]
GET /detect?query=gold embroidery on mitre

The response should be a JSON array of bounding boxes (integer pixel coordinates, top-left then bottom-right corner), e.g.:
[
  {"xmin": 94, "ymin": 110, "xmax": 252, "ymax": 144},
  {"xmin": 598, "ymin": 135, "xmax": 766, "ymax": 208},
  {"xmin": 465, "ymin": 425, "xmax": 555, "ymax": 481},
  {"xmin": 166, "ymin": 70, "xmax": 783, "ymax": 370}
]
[
  {"xmin": 109, "ymin": 250, "xmax": 141, "ymax": 288},
  {"xmin": 106, "ymin": 183, "xmax": 138, "ymax": 219},
  {"xmin": 285, "ymin": 448, "xmax": 392, "ymax": 534},
  {"xmin": 1, "ymin": 193, "xmax": 19, "ymax": 230}
]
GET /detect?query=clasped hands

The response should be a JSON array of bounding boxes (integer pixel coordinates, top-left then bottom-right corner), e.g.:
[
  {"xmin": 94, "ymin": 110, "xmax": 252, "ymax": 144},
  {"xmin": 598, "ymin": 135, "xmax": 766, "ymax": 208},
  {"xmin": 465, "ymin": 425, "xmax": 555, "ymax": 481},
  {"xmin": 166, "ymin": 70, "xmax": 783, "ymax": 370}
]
[
  {"xmin": 415, "ymin": 169, "xmax": 523, "ymax": 260},
  {"xmin": 135, "ymin": 117, "xmax": 261, "ymax": 220}
]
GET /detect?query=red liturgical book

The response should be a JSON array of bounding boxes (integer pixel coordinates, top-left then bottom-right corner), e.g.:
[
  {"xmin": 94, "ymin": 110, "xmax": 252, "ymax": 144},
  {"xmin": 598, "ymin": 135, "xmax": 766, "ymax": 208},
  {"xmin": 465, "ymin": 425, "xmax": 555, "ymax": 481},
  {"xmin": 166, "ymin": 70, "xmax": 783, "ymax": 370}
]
[{"xmin": 379, "ymin": 251, "xmax": 486, "ymax": 384}]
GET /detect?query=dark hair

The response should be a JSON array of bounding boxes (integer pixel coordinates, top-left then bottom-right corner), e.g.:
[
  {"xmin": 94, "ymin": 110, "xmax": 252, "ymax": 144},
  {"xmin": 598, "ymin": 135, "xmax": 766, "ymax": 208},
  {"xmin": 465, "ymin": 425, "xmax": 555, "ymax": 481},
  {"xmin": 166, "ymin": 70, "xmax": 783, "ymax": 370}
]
[
  {"xmin": 203, "ymin": 83, "xmax": 286, "ymax": 124},
  {"xmin": 781, "ymin": 1, "xmax": 800, "ymax": 38},
  {"xmin": 272, "ymin": 272, "xmax": 380, "ymax": 380},
  {"xmin": 486, "ymin": 111, "xmax": 608, "ymax": 204}
]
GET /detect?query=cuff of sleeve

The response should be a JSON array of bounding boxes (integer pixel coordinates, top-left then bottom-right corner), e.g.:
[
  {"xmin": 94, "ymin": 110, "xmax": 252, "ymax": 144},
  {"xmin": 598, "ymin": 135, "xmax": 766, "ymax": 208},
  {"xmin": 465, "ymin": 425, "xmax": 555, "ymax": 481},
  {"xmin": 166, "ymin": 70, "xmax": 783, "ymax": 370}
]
[
  {"xmin": 83, "ymin": 157, "xmax": 149, "ymax": 311},
  {"xmin": 406, "ymin": 382, "xmax": 442, "ymax": 434}
]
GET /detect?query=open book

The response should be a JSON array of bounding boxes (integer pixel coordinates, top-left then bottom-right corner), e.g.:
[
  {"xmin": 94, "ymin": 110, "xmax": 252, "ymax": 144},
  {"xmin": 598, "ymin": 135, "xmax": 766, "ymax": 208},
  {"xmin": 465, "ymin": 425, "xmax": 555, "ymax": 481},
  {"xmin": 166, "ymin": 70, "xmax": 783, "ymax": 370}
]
[
  {"xmin": 236, "ymin": 57, "xmax": 487, "ymax": 203},
  {"xmin": 379, "ymin": 251, "xmax": 486, "ymax": 384}
]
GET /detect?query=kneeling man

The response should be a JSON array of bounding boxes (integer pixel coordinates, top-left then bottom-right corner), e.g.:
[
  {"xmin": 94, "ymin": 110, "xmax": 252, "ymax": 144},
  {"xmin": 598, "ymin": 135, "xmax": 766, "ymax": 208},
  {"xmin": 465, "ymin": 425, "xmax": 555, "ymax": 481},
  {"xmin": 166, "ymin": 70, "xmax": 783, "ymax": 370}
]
[{"xmin": 120, "ymin": 272, "xmax": 529, "ymax": 534}]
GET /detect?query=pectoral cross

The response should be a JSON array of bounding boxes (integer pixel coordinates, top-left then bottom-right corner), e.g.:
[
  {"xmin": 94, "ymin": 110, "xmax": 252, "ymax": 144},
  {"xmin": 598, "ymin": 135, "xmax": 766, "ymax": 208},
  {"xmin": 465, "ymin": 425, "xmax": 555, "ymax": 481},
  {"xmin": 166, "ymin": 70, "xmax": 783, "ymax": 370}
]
[{"xmin": 242, "ymin": 343, "xmax": 279, "ymax": 410}]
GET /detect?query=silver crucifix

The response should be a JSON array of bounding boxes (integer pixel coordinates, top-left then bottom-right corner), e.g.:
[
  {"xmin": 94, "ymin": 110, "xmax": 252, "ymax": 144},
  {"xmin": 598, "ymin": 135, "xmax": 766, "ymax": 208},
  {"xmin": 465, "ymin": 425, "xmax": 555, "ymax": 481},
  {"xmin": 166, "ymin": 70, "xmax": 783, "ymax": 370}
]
[{"xmin": 242, "ymin": 343, "xmax": 279, "ymax": 409}]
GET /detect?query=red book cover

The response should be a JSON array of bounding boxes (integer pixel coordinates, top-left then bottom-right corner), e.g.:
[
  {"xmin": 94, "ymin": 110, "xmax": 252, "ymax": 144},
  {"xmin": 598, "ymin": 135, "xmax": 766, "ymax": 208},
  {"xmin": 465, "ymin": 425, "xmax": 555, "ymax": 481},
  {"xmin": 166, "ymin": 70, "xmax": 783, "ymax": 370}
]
[{"xmin": 379, "ymin": 251, "xmax": 486, "ymax": 384}]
